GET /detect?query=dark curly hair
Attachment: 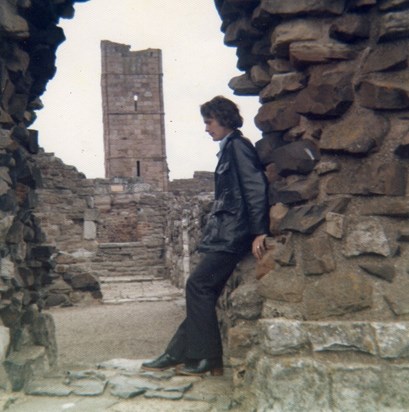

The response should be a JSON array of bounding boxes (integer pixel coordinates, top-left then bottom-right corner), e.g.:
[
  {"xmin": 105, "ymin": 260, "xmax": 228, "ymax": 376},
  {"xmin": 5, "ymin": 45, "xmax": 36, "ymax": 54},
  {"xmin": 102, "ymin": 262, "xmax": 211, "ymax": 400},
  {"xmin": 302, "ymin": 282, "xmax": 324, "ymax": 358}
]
[{"xmin": 200, "ymin": 96, "xmax": 243, "ymax": 129}]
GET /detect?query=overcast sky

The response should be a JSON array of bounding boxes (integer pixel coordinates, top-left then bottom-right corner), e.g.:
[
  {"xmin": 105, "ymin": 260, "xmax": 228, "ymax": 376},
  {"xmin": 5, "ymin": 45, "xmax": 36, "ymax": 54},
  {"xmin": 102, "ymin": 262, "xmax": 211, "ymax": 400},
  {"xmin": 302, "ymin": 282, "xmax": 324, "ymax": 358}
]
[{"xmin": 33, "ymin": 0, "xmax": 261, "ymax": 180}]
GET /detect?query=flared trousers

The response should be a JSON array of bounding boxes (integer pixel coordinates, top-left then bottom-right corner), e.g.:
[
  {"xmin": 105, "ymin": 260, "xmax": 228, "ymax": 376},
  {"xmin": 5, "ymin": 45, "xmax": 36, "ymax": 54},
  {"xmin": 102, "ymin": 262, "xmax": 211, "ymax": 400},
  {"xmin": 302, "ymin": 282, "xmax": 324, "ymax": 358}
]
[{"xmin": 165, "ymin": 252, "xmax": 242, "ymax": 360}]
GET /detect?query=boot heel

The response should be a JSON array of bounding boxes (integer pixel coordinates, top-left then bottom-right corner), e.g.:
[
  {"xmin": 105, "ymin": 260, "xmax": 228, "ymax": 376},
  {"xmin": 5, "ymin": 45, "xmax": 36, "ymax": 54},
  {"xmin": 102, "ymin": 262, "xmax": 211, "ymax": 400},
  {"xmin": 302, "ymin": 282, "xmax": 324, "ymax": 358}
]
[{"xmin": 210, "ymin": 367, "xmax": 224, "ymax": 376}]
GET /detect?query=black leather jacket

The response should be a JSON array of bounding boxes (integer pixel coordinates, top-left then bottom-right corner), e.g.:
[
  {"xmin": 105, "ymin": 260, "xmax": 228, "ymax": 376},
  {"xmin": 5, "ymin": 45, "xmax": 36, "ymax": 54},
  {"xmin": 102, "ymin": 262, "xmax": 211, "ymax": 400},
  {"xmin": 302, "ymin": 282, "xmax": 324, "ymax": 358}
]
[{"xmin": 198, "ymin": 130, "xmax": 269, "ymax": 254}]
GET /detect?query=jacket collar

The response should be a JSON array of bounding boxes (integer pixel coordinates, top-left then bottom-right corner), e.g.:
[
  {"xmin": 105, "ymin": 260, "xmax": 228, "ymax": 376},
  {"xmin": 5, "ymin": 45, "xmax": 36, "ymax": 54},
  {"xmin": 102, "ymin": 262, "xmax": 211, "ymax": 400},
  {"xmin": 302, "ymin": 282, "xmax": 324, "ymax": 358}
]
[{"xmin": 216, "ymin": 129, "xmax": 241, "ymax": 158}]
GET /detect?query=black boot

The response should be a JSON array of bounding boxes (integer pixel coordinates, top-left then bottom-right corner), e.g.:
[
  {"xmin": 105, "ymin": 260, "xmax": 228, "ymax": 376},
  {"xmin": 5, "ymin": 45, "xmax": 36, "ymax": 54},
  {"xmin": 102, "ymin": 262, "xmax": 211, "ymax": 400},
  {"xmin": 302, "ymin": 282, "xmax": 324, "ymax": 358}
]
[
  {"xmin": 177, "ymin": 358, "xmax": 223, "ymax": 376},
  {"xmin": 141, "ymin": 353, "xmax": 183, "ymax": 371}
]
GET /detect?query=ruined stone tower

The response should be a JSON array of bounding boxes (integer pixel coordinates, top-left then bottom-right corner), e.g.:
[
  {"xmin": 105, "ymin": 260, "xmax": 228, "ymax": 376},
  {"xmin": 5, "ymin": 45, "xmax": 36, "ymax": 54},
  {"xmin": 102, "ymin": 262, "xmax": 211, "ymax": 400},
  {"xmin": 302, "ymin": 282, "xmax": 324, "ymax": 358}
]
[{"xmin": 101, "ymin": 40, "xmax": 169, "ymax": 191}]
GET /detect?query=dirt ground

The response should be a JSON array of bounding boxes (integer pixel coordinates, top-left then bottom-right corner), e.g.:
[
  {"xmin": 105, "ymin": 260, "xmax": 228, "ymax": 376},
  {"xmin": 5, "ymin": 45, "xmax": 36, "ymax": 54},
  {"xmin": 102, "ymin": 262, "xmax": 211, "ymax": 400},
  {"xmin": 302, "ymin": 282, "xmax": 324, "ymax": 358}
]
[{"xmin": 46, "ymin": 300, "xmax": 186, "ymax": 369}]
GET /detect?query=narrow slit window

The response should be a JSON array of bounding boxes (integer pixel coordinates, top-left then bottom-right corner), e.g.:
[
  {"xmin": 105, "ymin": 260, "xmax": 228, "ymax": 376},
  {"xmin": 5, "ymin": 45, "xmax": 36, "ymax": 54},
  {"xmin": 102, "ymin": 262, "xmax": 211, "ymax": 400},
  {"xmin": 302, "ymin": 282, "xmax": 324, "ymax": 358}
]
[
  {"xmin": 133, "ymin": 94, "xmax": 139, "ymax": 111},
  {"xmin": 136, "ymin": 161, "xmax": 141, "ymax": 177}
]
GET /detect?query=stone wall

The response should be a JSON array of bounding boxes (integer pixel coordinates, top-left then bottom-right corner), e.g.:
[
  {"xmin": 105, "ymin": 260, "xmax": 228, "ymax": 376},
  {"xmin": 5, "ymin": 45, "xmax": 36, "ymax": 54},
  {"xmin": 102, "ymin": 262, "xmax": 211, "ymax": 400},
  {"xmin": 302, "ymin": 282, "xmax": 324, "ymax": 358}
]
[
  {"xmin": 0, "ymin": 0, "xmax": 92, "ymax": 390},
  {"xmin": 215, "ymin": 0, "xmax": 409, "ymax": 409}
]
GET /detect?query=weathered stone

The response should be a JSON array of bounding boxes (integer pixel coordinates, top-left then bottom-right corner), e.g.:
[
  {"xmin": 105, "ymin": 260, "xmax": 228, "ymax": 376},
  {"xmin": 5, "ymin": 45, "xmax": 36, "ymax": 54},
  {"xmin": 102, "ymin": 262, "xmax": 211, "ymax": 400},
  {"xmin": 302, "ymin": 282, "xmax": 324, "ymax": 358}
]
[
  {"xmin": 254, "ymin": 132, "xmax": 285, "ymax": 165},
  {"xmin": 271, "ymin": 140, "xmax": 320, "ymax": 176},
  {"xmin": 358, "ymin": 71, "xmax": 409, "ymax": 110},
  {"xmin": 384, "ymin": 278, "xmax": 409, "ymax": 315},
  {"xmin": 268, "ymin": 203, "xmax": 289, "ymax": 235},
  {"xmin": 283, "ymin": 125, "xmax": 306, "ymax": 142},
  {"xmin": 379, "ymin": 0, "xmax": 409, "ymax": 11},
  {"xmin": 4, "ymin": 345, "xmax": 47, "ymax": 391},
  {"xmin": 301, "ymin": 234, "xmax": 336, "ymax": 275},
  {"xmin": 325, "ymin": 212, "xmax": 345, "ymax": 239},
  {"xmin": 362, "ymin": 42, "xmax": 408, "ymax": 73},
  {"xmin": 257, "ymin": 268, "xmax": 304, "ymax": 303},
  {"xmin": 260, "ymin": 72, "xmax": 306, "ymax": 103},
  {"xmin": 314, "ymin": 160, "xmax": 340, "ymax": 175},
  {"xmin": 70, "ymin": 273, "xmax": 99, "ymax": 291},
  {"xmin": 320, "ymin": 107, "xmax": 389, "ymax": 154},
  {"xmin": 230, "ymin": 283, "xmax": 263, "ymax": 320},
  {"xmin": 329, "ymin": 13, "xmax": 370, "ymax": 42},
  {"xmin": 279, "ymin": 197, "xmax": 350, "ymax": 234},
  {"xmin": 260, "ymin": 319, "xmax": 308, "ymax": 355},
  {"xmin": 224, "ymin": 17, "xmax": 264, "ymax": 47},
  {"xmin": 290, "ymin": 41, "xmax": 356, "ymax": 67},
  {"xmin": 295, "ymin": 67, "xmax": 354, "ymax": 119},
  {"xmin": 381, "ymin": 365, "xmax": 409, "ymax": 410},
  {"xmin": 306, "ymin": 322, "xmax": 377, "ymax": 354},
  {"xmin": 0, "ymin": 326, "xmax": 10, "ymax": 361},
  {"xmin": 228, "ymin": 73, "xmax": 260, "ymax": 95},
  {"xmin": 379, "ymin": 10, "xmax": 409, "ymax": 41},
  {"xmin": 254, "ymin": 357, "xmax": 331, "ymax": 412},
  {"xmin": 228, "ymin": 325, "xmax": 258, "ymax": 357},
  {"xmin": 327, "ymin": 161, "xmax": 407, "ymax": 196},
  {"xmin": 260, "ymin": 0, "xmax": 345, "ymax": 16},
  {"xmin": 269, "ymin": 174, "xmax": 319, "ymax": 205},
  {"xmin": 255, "ymin": 99, "xmax": 300, "ymax": 132},
  {"xmin": 267, "ymin": 58, "xmax": 293, "ymax": 73},
  {"xmin": 265, "ymin": 233, "xmax": 295, "ymax": 266},
  {"xmin": 25, "ymin": 378, "xmax": 72, "ymax": 396},
  {"xmin": 0, "ymin": 1, "xmax": 29, "ymax": 39},
  {"xmin": 29, "ymin": 312, "xmax": 57, "ymax": 367},
  {"xmin": 144, "ymin": 390, "xmax": 184, "ymax": 400},
  {"xmin": 45, "ymin": 293, "xmax": 71, "ymax": 308},
  {"xmin": 69, "ymin": 379, "xmax": 107, "ymax": 396},
  {"xmin": 373, "ymin": 322, "xmax": 409, "ymax": 358},
  {"xmin": 331, "ymin": 365, "xmax": 382, "ymax": 411},
  {"xmin": 83, "ymin": 220, "xmax": 96, "ymax": 240},
  {"xmin": 304, "ymin": 272, "xmax": 373, "ymax": 319},
  {"xmin": 250, "ymin": 64, "xmax": 271, "ymax": 87},
  {"xmin": 271, "ymin": 19, "xmax": 322, "ymax": 57},
  {"xmin": 109, "ymin": 375, "xmax": 160, "ymax": 392},
  {"xmin": 343, "ymin": 218, "xmax": 395, "ymax": 257},
  {"xmin": 359, "ymin": 263, "xmax": 396, "ymax": 282}
]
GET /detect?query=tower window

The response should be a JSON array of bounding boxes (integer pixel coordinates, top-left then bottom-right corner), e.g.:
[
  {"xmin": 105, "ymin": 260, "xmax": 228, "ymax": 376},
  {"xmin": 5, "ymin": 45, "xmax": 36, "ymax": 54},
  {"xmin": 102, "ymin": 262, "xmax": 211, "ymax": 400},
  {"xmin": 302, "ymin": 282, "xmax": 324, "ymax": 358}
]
[
  {"xmin": 133, "ymin": 94, "xmax": 139, "ymax": 111},
  {"xmin": 136, "ymin": 161, "xmax": 141, "ymax": 177}
]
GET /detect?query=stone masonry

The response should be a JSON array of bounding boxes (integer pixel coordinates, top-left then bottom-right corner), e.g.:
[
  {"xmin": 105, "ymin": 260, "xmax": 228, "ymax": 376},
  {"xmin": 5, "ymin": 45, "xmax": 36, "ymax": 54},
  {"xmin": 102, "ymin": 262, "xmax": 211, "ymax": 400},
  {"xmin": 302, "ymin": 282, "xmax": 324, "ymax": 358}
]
[
  {"xmin": 3, "ymin": 0, "xmax": 409, "ymax": 410},
  {"xmin": 214, "ymin": 0, "xmax": 409, "ymax": 409},
  {"xmin": 101, "ymin": 40, "xmax": 169, "ymax": 191}
]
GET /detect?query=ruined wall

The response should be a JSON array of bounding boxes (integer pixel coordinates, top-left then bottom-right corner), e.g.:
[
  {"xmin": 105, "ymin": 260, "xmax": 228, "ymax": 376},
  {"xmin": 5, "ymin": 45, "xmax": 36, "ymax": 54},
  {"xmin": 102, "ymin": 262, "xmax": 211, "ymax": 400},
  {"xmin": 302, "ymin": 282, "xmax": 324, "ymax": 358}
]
[
  {"xmin": 0, "ymin": 0, "xmax": 92, "ymax": 390},
  {"xmin": 215, "ymin": 0, "xmax": 409, "ymax": 409}
]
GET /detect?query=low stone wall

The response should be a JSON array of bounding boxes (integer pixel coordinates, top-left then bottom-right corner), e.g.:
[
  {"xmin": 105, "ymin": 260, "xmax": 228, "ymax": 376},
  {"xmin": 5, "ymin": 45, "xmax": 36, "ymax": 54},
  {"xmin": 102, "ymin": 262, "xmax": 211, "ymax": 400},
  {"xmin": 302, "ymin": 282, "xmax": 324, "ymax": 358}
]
[{"xmin": 234, "ymin": 319, "xmax": 409, "ymax": 412}]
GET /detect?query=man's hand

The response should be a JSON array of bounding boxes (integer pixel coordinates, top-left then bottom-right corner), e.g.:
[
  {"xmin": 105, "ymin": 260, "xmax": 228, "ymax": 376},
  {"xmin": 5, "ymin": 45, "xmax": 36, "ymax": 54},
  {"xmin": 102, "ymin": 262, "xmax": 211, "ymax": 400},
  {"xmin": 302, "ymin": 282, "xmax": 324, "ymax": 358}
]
[{"xmin": 252, "ymin": 234, "xmax": 267, "ymax": 260}]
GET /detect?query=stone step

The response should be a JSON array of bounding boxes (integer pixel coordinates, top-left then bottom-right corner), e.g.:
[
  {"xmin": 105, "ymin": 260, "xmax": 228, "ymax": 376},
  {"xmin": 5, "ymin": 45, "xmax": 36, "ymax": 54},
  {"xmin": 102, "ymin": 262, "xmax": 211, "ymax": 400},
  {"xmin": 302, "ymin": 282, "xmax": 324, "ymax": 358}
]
[{"xmin": 99, "ymin": 275, "xmax": 165, "ymax": 284}]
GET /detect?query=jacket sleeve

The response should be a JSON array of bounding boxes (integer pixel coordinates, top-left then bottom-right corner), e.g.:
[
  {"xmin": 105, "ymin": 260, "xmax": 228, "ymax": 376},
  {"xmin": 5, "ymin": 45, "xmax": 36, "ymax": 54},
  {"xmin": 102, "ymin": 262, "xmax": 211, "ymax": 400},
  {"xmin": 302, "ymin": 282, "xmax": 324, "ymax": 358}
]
[{"xmin": 231, "ymin": 137, "xmax": 270, "ymax": 236}]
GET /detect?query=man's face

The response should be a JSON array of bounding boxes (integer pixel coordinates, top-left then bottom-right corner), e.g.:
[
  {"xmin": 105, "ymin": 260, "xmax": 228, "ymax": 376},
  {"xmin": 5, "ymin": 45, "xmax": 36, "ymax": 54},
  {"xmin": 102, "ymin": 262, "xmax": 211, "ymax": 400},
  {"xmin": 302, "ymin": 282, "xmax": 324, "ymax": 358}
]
[{"xmin": 203, "ymin": 117, "xmax": 233, "ymax": 142}]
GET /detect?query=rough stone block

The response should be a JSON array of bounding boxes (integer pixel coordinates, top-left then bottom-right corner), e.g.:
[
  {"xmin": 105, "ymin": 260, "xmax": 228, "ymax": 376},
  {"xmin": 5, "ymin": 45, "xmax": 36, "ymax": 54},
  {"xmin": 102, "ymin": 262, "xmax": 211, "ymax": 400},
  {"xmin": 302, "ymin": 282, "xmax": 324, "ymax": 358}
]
[
  {"xmin": 228, "ymin": 325, "xmax": 258, "ymax": 358},
  {"xmin": 325, "ymin": 212, "xmax": 344, "ymax": 239},
  {"xmin": 304, "ymin": 272, "xmax": 373, "ymax": 320},
  {"xmin": 230, "ymin": 283, "xmax": 263, "ymax": 320},
  {"xmin": 331, "ymin": 364, "xmax": 382, "ymax": 411},
  {"xmin": 254, "ymin": 356, "xmax": 331, "ymax": 412},
  {"xmin": 83, "ymin": 220, "xmax": 96, "ymax": 240},
  {"xmin": 343, "ymin": 218, "xmax": 395, "ymax": 257},
  {"xmin": 320, "ymin": 107, "xmax": 389, "ymax": 154},
  {"xmin": 305, "ymin": 322, "xmax": 377, "ymax": 354},
  {"xmin": 381, "ymin": 365, "xmax": 409, "ymax": 410},
  {"xmin": 258, "ymin": 268, "xmax": 304, "ymax": 303},
  {"xmin": 259, "ymin": 319, "xmax": 308, "ymax": 355},
  {"xmin": 373, "ymin": 322, "xmax": 409, "ymax": 359},
  {"xmin": 301, "ymin": 233, "xmax": 336, "ymax": 275},
  {"xmin": 4, "ymin": 345, "xmax": 47, "ymax": 391}
]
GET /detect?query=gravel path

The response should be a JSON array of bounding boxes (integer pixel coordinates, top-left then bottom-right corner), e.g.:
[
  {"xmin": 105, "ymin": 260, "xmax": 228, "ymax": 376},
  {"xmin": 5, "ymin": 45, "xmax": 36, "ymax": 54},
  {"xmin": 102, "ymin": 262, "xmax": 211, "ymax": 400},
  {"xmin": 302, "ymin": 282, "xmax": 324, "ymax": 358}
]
[{"xmin": 47, "ymin": 299, "xmax": 186, "ymax": 369}]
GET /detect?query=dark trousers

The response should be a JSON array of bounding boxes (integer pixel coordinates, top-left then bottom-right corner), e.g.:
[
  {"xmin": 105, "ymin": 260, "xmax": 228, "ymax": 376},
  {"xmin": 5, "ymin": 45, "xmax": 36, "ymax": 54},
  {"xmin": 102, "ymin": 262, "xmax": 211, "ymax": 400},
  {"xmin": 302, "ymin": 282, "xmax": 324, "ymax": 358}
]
[{"xmin": 165, "ymin": 252, "xmax": 241, "ymax": 360}]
